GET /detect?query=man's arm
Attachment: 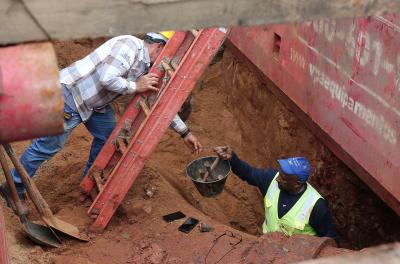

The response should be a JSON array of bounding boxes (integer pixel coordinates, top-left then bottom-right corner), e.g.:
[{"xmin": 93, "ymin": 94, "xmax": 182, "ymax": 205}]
[
  {"xmin": 99, "ymin": 38, "xmax": 141, "ymax": 94},
  {"xmin": 229, "ymin": 152, "xmax": 278, "ymax": 196},
  {"xmin": 169, "ymin": 114, "xmax": 188, "ymax": 135},
  {"xmin": 99, "ymin": 37, "xmax": 158, "ymax": 95},
  {"xmin": 309, "ymin": 198, "xmax": 340, "ymax": 244},
  {"xmin": 170, "ymin": 114, "xmax": 202, "ymax": 154}
]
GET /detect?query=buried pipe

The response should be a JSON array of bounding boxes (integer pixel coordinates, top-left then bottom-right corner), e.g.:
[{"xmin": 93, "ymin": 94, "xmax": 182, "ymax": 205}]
[{"xmin": 0, "ymin": 43, "xmax": 64, "ymax": 143}]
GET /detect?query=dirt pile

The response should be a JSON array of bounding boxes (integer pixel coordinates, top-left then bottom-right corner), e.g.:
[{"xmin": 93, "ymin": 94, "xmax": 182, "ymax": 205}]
[{"xmin": 0, "ymin": 38, "xmax": 398, "ymax": 263}]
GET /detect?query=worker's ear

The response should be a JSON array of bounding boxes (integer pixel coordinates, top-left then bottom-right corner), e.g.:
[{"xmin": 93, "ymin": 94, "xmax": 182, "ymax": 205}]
[
  {"xmin": 148, "ymin": 43, "xmax": 165, "ymax": 63},
  {"xmin": 156, "ymin": 43, "xmax": 164, "ymax": 52},
  {"xmin": 151, "ymin": 43, "xmax": 164, "ymax": 59}
]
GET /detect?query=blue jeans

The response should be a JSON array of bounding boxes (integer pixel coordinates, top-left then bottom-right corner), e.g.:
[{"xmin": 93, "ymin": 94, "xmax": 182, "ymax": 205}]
[{"xmin": 11, "ymin": 103, "xmax": 116, "ymax": 195}]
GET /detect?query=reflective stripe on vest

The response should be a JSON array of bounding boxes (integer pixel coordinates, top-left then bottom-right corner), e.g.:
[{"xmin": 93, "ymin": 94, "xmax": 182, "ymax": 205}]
[
  {"xmin": 296, "ymin": 190, "xmax": 318, "ymax": 224},
  {"xmin": 262, "ymin": 173, "xmax": 322, "ymax": 236},
  {"xmin": 265, "ymin": 173, "xmax": 279, "ymax": 207}
]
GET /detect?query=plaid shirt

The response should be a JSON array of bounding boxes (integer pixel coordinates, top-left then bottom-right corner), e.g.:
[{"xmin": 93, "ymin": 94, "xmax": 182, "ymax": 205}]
[{"xmin": 60, "ymin": 35, "xmax": 187, "ymax": 135}]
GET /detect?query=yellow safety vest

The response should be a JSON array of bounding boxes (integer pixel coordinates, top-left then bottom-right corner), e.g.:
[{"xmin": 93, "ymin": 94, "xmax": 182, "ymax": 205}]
[{"xmin": 262, "ymin": 173, "xmax": 322, "ymax": 236}]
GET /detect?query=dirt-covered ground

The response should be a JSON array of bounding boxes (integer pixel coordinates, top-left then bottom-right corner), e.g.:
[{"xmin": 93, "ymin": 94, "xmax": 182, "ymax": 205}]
[{"xmin": 1, "ymin": 39, "xmax": 399, "ymax": 263}]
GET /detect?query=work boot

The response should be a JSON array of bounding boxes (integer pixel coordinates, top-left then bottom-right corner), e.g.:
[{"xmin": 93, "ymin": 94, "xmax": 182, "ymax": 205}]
[{"xmin": 0, "ymin": 182, "xmax": 28, "ymax": 215}]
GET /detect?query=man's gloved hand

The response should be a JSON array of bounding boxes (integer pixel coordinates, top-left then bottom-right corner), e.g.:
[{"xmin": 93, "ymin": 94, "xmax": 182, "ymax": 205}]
[
  {"xmin": 213, "ymin": 145, "xmax": 233, "ymax": 160},
  {"xmin": 183, "ymin": 132, "xmax": 203, "ymax": 155},
  {"xmin": 136, "ymin": 73, "xmax": 160, "ymax": 93}
]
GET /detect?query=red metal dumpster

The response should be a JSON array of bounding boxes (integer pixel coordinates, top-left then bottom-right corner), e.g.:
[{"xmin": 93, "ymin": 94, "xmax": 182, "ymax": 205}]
[{"xmin": 227, "ymin": 14, "xmax": 400, "ymax": 215}]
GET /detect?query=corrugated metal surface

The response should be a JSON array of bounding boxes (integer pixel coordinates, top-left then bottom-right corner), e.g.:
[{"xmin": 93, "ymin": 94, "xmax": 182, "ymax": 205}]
[{"xmin": 227, "ymin": 14, "xmax": 400, "ymax": 214}]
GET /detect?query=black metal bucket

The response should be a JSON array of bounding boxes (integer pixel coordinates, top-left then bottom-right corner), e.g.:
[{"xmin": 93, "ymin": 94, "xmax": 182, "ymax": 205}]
[{"xmin": 186, "ymin": 156, "xmax": 231, "ymax": 198}]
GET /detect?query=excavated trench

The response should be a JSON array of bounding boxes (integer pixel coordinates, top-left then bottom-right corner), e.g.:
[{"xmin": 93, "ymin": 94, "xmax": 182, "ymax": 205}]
[
  {"xmin": 181, "ymin": 48, "xmax": 400, "ymax": 249},
  {"xmin": 140, "ymin": 44, "xmax": 400, "ymax": 250},
  {"xmin": 2, "ymin": 38, "xmax": 400, "ymax": 263}
]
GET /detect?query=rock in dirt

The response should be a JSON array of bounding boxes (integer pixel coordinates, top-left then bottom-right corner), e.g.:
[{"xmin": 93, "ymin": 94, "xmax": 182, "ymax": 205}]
[
  {"xmin": 144, "ymin": 184, "xmax": 156, "ymax": 199},
  {"xmin": 142, "ymin": 203, "xmax": 152, "ymax": 214}
]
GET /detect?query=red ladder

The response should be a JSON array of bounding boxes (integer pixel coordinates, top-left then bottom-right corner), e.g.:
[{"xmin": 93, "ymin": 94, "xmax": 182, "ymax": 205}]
[{"xmin": 80, "ymin": 28, "xmax": 227, "ymax": 231}]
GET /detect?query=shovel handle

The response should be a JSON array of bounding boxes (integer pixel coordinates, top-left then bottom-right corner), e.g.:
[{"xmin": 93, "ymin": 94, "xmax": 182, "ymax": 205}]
[
  {"xmin": 202, "ymin": 157, "xmax": 220, "ymax": 182},
  {"xmin": 210, "ymin": 157, "xmax": 220, "ymax": 172},
  {"xmin": 2, "ymin": 144, "xmax": 53, "ymax": 218},
  {"xmin": 0, "ymin": 146, "xmax": 27, "ymax": 216}
]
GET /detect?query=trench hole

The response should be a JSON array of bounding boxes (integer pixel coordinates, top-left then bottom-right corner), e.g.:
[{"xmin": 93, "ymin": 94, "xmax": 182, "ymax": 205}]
[{"xmin": 180, "ymin": 49, "xmax": 400, "ymax": 250}]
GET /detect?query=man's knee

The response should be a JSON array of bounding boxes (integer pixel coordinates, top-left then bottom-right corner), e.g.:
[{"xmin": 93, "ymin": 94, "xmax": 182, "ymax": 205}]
[
  {"xmin": 94, "ymin": 137, "xmax": 107, "ymax": 147},
  {"xmin": 105, "ymin": 124, "xmax": 115, "ymax": 139},
  {"xmin": 31, "ymin": 136, "xmax": 66, "ymax": 156},
  {"xmin": 97, "ymin": 123, "xmax": 116, "ymax": 143}
]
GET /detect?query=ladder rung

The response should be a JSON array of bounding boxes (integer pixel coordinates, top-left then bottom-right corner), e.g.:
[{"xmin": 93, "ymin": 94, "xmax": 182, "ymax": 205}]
[
  {"xmin": 138, "ymin": 97, "xmax": 151, "ymax": 116},
  {"xmin": 170, "ymin": 61, "xmax": 179, "ymax": 71},
  {"xmin": 115, "ymin": 137, "xmax": 128, "ymax": 153},
  {"xmin": 161, "ymin": 61, "xmax": 174, "ymax": 77},
  {"xmin": 92, "ymin": 171, "xmax": 105, "ymax": 192}
]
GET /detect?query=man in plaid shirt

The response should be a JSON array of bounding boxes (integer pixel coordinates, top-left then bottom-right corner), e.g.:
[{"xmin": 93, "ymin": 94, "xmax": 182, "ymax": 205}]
[{"xmin": 2, "ymin": 33, "xmax": 202, "ymax": 200}]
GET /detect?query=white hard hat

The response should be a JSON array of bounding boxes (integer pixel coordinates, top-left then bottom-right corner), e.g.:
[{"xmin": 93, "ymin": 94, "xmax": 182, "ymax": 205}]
[{"xmin": 145, "ymin": 32, "xmax": 168, "ymax": 44}]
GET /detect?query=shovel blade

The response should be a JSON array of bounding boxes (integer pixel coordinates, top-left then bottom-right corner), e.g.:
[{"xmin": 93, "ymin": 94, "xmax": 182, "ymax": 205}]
[
  {"xmin": 22, "ymin": 220, "xmax": 61, "ymax": 248},
  {"xmin": 42, "ymin": 216, "xmax": 89, "ymax": 242}
]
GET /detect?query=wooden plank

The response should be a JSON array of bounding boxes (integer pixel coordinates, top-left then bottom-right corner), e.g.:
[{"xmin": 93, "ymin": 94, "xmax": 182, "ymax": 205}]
[
  {"xmin": 1, "ymin": 0, "xmax": 400, "ymax": 45},
  {"xmin": 0, "ymin": 206, "xmax": 10, "ymax": 264}
]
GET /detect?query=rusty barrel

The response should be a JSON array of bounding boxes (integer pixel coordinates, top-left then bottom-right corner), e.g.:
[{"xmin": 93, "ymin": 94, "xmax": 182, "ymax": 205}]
[{"xmin": 186, "ymin": 156, "xmax": 231, "ymax": 197}]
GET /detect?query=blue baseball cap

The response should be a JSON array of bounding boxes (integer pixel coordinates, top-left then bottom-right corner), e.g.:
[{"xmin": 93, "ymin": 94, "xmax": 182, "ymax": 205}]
[{"xmin": 277, "ymin": 157, "xmax": 311, "ymax": 182}]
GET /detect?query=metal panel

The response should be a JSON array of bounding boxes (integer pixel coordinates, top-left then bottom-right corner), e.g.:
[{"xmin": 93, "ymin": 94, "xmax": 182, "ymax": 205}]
[
  {"xmin": 0, "ymin": 43, "xmax": 64, "ymax": 143},
  {"xmin": 1, "ymin": 0, "xmax": 400, "ymax": 45},
  {"xmin": 227, "ymin": 14, "xmax": 400, "ymax": 214}
]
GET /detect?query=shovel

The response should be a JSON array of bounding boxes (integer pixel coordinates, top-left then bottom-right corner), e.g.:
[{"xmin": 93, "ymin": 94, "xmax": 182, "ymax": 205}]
[
  {"xmin": 2, "ymin": 143, "xmax": 89, "ymax": 242},
  {"xmin": 202, "ymin": 157, "xmax": 220, "ymax": 182},
  {"xmin": 0, "ymin": 146, "xmax": 61, "ymax": 247}
]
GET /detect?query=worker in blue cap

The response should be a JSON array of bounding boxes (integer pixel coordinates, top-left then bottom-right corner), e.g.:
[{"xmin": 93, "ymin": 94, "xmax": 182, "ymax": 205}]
[{"xmin": 214, "ymin": 145, "xmax": 338, "ymax": 243}]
